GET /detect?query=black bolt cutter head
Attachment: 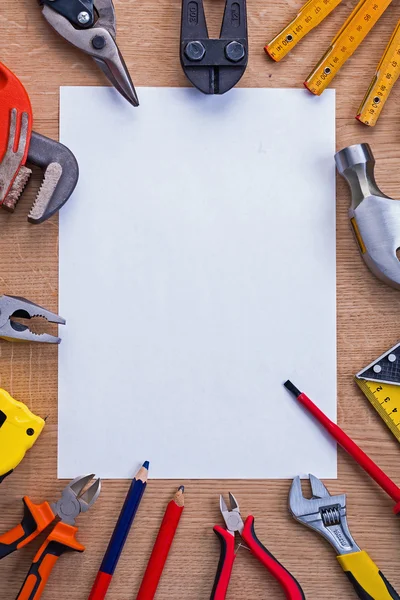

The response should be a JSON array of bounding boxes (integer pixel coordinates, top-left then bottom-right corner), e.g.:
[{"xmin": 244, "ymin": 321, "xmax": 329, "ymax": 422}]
[{"xmin": 180, "ymin": 0, "xmax": 248, "ymax": 95}]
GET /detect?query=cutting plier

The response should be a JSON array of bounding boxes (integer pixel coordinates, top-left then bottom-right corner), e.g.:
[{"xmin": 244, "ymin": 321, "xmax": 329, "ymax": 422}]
[
  {"xmin": 289, "ymin": 474, "xmax": 400, "ymax": 600},
  {"xmin": 211, "ymin": 493, "xmax": 305, "ymax": 599},
  {"xmin": 0, "ymin": 295, "xmax": 65, "ymax": 343},
  {"xmin": 0, "ymin": 475, "xmax": 101, "ymax": 600},
  {"xmin": 39, "ymin": 0, "xmax": 139, "ymax": 107}
]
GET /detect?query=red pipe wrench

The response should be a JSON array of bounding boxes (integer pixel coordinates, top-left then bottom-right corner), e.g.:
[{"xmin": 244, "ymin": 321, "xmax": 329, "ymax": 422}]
[{"xmin": 0, "ymin": 62, "xmax": 78, "ymax": 224}]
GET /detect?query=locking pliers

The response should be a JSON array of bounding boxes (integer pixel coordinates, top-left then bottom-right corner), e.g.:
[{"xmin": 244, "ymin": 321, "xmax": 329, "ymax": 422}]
[
  {"xmin": 40, "ymin": 0, "xmax": 138, "ymax": 107},
  {"xmin": 289, "ymin": 474, "xmax": 400, "ymax": 600}
]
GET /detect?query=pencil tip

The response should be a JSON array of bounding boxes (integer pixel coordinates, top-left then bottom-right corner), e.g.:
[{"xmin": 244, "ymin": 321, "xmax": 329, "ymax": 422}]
[
  {"xmin": 284, "ymin": 380, "xmax": 301, "ymax": 397},
  {"xmin": 142, "ymin": 461, "xmax": 150, "ymax": 470},
  {"xmin": 178, "ymin": 485, "xmax": 184, "ymax": 492}
]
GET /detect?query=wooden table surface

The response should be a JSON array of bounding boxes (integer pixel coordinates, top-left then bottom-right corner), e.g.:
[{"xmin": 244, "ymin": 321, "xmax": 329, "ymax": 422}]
[{"xmin": 1, "ymin": 0, "xmax": 400, "ymax": 598}]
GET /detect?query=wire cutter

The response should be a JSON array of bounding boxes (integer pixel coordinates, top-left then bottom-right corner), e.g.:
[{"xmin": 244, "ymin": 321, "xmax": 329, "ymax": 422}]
[
  {"xmin": 211, "ymin": 493, "xmax": 305, "ymax": 599},
  {"xmin": 0, "ymin": 295, "xmax": 65, "ymax": 343},
  {"xmin": 180, "ymin": 0, "xmax": 248, "ymax": 94},
  {"xmin": 289, "ymin": 474, "xmax": 400, "ymax": 600},
  {"xmin": 0, "ymin": 475, "xmax": 101, "ymax": 600},
  {"xmin": 0, "ymin": 61, "xmax": 79, "ymax": 224},
  {"xmin": 39, "ymin": 0, "xmax": 139, "ymax": 107}
]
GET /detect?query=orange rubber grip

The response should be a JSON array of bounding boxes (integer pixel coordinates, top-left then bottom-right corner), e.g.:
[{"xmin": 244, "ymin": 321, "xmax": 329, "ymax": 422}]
[
  {"xmin": 16, "ymin": 522, "xmax": 85, "ymax": 600},
  {"xmin": 0, "ymin": 497, "xmax": 55, "ymax": 559}
]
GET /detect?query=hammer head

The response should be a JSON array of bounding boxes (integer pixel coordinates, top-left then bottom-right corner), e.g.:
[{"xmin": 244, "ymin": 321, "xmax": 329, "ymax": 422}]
[{"xmin": 335, "ymin": 143, "xmax": 400, "ymax": 291}]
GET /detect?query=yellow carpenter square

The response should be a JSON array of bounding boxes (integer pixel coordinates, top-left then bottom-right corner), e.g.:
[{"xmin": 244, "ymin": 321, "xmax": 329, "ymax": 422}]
[
  {"xmin": 0, "ymin": 388, "xmax": 45, "ymax": 482},
  {"xmin": 357, "ymin": 20, "xmax": 400, "ymax": 125},
  {"xmin": 305, "ymin": 0, "xmax": 392, "ymax": 95},
  {"xmin": 355, "ymin": 341, "xmax": 400, "ymax": 443},
  {"xmin": 265, "ymin": 0, "xmax": 342, "ymax": 61}
]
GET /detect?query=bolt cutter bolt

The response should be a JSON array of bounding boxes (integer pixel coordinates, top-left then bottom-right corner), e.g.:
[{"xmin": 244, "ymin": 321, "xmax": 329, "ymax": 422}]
[
  {"xmin": 185, "ymin": 41, "xmax": 206, "ymax": 61},
  {"xmin": 225, "ymin": 41, "xmax": 245, "ymax": 62}
]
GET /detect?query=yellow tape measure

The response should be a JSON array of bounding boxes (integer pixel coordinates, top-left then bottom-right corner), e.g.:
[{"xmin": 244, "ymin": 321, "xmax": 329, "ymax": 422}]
[
  {"xmin": 355, "ymin": 341, "xmax": 400, "ymax": 443},
  {"xmin": 305, "ymin": 0, "xmax": 392, "ymax": 95},
  {"xmin": 264, "ymin": 0, "xmax": 343, "ymax": 61},
  {"xmin": 0, "ymin": 388, "xmax": 45, "ymax": 482},
  {"xmin": 357, "ymin": 20, "xmax": 400, "ymax": 125}
]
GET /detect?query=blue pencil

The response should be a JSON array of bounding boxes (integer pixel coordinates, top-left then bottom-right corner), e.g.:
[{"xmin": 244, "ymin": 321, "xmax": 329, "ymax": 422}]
[{"xmin": 88, "ymin": 461, "xmax": 149, "ymax": 600}]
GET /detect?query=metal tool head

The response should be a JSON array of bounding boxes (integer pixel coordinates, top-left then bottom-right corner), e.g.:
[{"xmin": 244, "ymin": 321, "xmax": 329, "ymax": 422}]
[
  {"xmin": 51, "ymin": 474, "xmax": 101, "ymax": 525},
  {"xmin": 41, "ymin": 0, "xmax": 138, "ymax": 106},
  {"xmin": 219, "ymin": 492, "xmax": 244, "ymax": 534},
  {"xmin": 180, "ymin": 0, "xmax": 248, "ymax": 94},
  {"xmin": 335, "ymin": 143, "xmax": 400, "ymax": 291},
  {"xmin": 26, "ymin": 132, "xmax": 79, "ymax": 224},
  {"xmin": 289, "ymin": 475, "xmax": 359, "ymax": 556},
  {"xmin": 0, "ymin": 62, "xmax": 78, "ymax": 223},
  {"xmin": 0, "ymin": 295, "xmax": 66, "ymax": 343}
]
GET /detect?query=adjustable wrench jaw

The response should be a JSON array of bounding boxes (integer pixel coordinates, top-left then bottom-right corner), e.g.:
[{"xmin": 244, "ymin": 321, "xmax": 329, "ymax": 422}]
[{"xmin": 289, "ymin": 475, "xmax": 360, "ymax": 556}]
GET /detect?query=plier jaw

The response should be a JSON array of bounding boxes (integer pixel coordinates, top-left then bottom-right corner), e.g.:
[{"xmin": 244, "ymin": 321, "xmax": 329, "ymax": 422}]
[
  {"xmin": 180, "ymin": 0, "xmax": 248, "ymax": 95},
  {"xmin": 41, "ymin": 0, "xmax": 139, "ymax": 107},
  {"xmin": 289, "ymin": 474, "xmax": 359, "ymax": 555},
  {"xmin": 50, "ymin": 474, "xmax": 102, "ymax": 525},
  {"xmin": 219, "ymin": 492, "xmax": 243, "ymax": 536},
  {"xmin": 0, "ymin": 295, "xmax": 66, "ymax": 343}
]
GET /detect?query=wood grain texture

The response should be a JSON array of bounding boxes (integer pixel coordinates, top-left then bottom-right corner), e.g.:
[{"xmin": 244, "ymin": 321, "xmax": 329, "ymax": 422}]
[{"xmin": 1, "ymin": 0, "xmax": 400, "ymax": 598}]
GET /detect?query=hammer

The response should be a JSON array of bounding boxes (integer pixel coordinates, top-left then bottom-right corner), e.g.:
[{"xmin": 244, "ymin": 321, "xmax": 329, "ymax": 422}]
[{"xmin": 335, "ymin": 143, "xmax": 400, "ymax": 290}]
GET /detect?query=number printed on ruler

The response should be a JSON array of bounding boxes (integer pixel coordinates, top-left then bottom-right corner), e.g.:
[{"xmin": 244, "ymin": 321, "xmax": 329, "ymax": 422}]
[
  {"xmin": 265, "ymin": 0, "xmax": 342, "ymax": 61},
  {"xmin": 357, "ymin": 21, "xmax": 400, "ymax": 125},
  {"xmin": 305, "ymin": 0, "xmax": 393, "ymax": 95}
]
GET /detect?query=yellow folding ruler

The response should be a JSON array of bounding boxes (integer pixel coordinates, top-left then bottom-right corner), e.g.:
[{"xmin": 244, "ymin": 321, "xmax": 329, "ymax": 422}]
[
  {"xmin": 355, "ymin": 341, "xmax": 400, "ymax": 443},
  {"xmin": 305, "ymin": 0, "xmax": 392, "ymax": 94},
  {"xmin": 264, "ymin": 0, "xmax": 343, "ymax": 61},
  {"xmin": 266, "ymin": 0, "xmax": 394, "ymax": 101},
  {"xmin": 357, "ymin": 20, "xmax": 400, "ymax": 125}
]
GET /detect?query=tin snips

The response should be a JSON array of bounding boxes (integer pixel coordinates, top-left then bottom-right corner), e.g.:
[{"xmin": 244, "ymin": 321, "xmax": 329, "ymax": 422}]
[
  {"xmin": 0, "ymin": 62, "xmax": 79, "ymax": 224},
  {"xmin": 39, "ymin": 0, "xmax": 138, "ymax": 107}
]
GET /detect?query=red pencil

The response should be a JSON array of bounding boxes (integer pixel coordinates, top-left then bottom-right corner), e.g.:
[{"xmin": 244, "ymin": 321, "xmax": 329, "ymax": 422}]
[
  {"xmin": 136, "ymin": 486, "xmax": 185, "ymax": 600},
  {"xmin": 284, "ymin": 380, "xmax": 400, "ymax": 513}
]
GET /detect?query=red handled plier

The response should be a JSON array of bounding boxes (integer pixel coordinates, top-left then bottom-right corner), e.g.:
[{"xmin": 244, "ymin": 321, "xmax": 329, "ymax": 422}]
[{"xmin": 211, "ymin": 493, "xmax": 305, "ymax": 599}]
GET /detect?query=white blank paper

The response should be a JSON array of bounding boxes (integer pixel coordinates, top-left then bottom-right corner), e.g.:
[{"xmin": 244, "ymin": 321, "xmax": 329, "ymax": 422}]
[{"xmin": 59, "ymin": 87, "xmax": 336, "ymax": 479}]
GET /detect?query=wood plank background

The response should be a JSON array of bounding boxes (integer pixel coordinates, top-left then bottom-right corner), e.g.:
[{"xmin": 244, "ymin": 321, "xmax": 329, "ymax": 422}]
[{"xmin": 1, "ymin": 0, "xmax": 400, "ymax": 598}]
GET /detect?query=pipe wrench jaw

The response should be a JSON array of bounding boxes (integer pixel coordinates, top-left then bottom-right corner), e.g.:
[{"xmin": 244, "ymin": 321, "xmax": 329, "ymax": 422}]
[
  {"xmin": 289, "ymin": 475, "xmax": 360, "ymax": 556},
  {"xmin": 0, "ymin": 62, "xmax": 79, "ymax": 224}
]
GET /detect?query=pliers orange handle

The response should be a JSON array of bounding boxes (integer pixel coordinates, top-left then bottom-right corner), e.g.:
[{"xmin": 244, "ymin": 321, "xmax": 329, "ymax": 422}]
[{"xmin": 0, "ymin": 475, "xmax": 101, "ymax": 600}]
